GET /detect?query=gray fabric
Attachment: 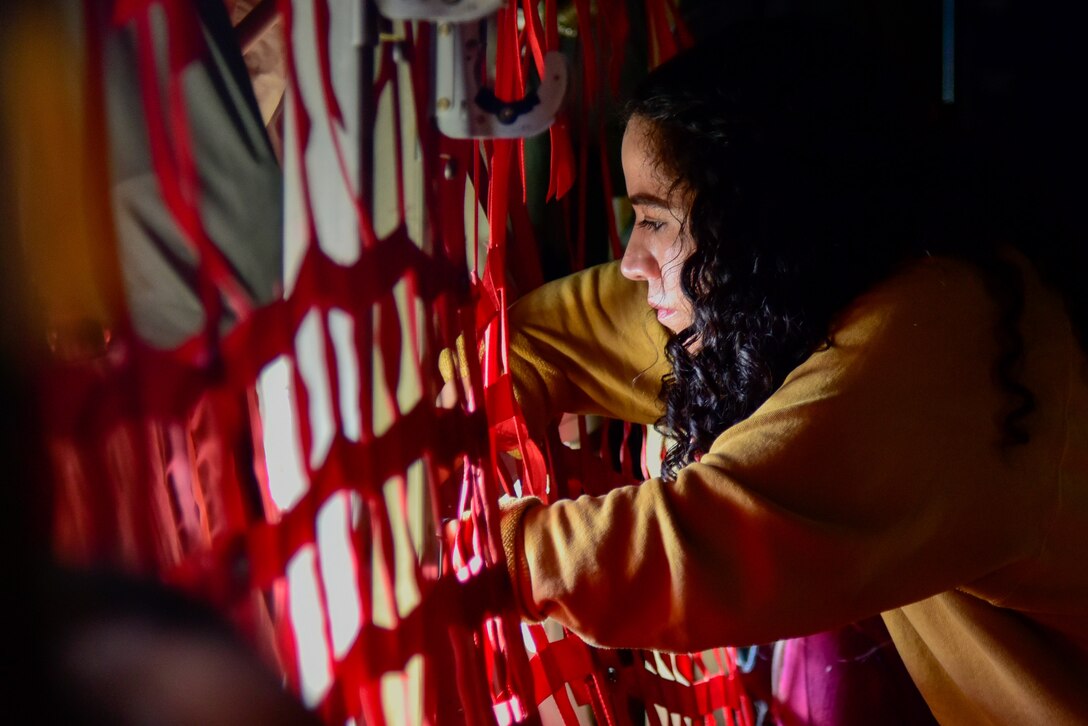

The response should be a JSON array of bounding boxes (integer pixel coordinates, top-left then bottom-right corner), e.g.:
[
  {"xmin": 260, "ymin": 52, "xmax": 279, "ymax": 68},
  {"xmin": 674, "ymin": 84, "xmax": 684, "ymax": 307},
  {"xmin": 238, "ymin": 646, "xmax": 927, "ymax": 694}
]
[{"xmin": 103, "ymin": 0, "xmax": 282, "ymax": 348}]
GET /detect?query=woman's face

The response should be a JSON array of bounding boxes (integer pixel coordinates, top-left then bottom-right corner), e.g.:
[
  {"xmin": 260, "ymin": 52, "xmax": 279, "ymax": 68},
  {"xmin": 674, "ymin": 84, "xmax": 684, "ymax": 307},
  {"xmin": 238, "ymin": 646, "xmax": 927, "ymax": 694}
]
[{"xmin": 620, "ymin": 116, "xmax": 695, "ymax": 334}]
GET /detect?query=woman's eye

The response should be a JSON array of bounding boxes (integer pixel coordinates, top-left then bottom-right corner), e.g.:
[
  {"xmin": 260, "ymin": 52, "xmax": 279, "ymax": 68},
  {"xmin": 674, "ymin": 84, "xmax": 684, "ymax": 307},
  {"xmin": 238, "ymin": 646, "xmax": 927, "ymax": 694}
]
[{"xmin": 637, "ymin": 219, "xmax": 665, "ymax": 233}]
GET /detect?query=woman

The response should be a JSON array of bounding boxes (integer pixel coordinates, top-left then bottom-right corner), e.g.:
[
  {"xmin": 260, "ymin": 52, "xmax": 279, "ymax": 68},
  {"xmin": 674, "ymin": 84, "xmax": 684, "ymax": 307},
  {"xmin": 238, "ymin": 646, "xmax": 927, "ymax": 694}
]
[{"xmin": 497, "ymin": 21, "xmax": 1088, "ymax": 724}]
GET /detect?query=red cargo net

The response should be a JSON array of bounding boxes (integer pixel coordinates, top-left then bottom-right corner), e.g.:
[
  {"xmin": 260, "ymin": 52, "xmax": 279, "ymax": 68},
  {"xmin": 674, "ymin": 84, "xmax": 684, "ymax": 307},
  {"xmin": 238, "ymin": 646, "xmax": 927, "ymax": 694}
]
[{"xmin": 45, "ymin": 0, "xmax": 756, "ymax": 723}]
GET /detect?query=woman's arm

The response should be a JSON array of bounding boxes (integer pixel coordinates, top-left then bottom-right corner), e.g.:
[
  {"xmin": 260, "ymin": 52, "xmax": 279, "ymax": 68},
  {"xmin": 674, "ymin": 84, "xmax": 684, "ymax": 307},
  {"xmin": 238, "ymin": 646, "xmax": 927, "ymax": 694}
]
[
  {"xmin": 505, "ymin": 257, "xmax": 1059, "ymax": 652},
  {"xmin": 507, "ymin": 261, "xmax": 671, "ymax": 434}
]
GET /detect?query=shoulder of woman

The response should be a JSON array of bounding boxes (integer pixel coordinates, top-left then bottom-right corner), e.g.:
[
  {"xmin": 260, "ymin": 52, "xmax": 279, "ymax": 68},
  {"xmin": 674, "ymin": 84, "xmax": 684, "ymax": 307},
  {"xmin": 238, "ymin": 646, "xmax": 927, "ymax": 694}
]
[{"xmin": 829, "ymin": 254, "xmax": 997, "ymax": 346}]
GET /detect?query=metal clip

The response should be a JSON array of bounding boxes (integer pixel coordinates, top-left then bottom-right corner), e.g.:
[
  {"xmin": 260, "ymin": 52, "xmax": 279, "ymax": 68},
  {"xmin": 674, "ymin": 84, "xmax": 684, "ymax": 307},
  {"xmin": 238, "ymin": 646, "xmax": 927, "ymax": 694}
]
[
  {"xmin": 434, "ymin": 20, "xmax": 567, "ymax": 139},
  {"xmin": 375, "ymin": 0, "xmax": 504, "ymax": 22}
]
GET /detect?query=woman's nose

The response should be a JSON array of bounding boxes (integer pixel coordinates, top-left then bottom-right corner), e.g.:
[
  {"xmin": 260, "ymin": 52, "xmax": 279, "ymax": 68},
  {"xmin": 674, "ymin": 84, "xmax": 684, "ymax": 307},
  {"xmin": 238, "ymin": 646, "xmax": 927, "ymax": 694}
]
[{"xmin": 620, "ymin": 237, "xmax": 659, "ymax": 282}]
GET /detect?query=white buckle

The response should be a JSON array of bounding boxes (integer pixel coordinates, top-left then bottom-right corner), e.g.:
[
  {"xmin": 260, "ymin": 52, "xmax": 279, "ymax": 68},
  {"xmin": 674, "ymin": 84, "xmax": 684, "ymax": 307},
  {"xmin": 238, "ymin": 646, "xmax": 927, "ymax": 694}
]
[{"xmin": 434, "ymin": 20, "xmax": 567, "ymax": 139}]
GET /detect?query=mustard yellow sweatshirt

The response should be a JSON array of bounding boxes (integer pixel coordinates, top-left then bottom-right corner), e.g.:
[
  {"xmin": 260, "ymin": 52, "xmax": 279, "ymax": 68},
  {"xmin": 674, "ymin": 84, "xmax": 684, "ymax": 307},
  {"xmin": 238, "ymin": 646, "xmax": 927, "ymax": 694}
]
[{"xmin": 501, "ymin": 255, "xmax": 1088, "ymax": 724}]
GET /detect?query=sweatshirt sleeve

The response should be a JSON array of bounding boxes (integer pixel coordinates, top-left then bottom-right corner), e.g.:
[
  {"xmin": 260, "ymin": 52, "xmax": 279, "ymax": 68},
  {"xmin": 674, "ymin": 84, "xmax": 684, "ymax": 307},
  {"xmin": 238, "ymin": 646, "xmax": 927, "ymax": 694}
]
[
  {"xmin": 507, "ymin": 261, "xmax": 671, "ymax": 435},
  {"xmin": 509, "ymin": 257, "xmax": 1055, "ymax": 652}
]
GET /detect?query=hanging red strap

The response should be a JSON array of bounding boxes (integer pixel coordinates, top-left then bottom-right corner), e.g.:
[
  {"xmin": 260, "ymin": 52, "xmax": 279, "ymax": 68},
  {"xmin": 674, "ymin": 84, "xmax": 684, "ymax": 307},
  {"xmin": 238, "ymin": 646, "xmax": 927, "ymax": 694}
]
[
  {"xmin": 644, "ymin": 0, "xmax": 677, "ymax": 67},
  {"xmin": 667, "ymin": 0, "xmax": 695, "ymax": 48},
  {"xmin": 520, "ymin": 0, "xmax": 548, "ymax": 78},
  {"xmin": 598, "ymin": 121, "xmax": 624, "ymax": 260},
  {"xmin": 645, "ymin": 0, "xmax": 692, "ymax": 68},
  {"xmin": 598, "ymin": 0, "xmax": 630, "ymax": 93}
]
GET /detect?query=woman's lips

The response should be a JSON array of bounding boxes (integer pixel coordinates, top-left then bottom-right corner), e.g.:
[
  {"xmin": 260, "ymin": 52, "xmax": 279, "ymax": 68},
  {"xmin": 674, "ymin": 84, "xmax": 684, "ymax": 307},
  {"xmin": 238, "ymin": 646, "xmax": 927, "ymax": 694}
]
[{"xmin": 654, "ymin": 306, "xmax": 676, "ymax": 323}]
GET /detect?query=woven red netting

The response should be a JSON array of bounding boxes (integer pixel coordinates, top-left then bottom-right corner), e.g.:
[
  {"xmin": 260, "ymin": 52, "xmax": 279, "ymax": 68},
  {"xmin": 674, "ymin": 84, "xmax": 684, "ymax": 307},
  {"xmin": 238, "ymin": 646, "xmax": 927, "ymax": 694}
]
[{"xmin": 36, "ymin": 0, "xmax": 758, "ymax": 723}]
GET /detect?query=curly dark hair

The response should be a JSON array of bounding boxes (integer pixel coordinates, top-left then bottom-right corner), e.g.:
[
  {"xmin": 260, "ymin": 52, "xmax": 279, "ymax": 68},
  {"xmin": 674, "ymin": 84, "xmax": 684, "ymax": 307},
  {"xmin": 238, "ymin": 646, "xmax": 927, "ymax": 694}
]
[{"xmin": 624, "ymin": 21, "xmax": 1078, "ymax": 481}]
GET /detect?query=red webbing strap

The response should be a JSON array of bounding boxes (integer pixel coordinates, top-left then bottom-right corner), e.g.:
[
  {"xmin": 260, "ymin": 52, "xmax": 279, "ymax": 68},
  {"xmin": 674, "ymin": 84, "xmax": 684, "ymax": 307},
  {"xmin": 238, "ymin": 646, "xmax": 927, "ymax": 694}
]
[
  {"xmin": 435, "ymin": 136, "xmax": 476, "ymax": 277},
  {"xmin": 245, "ymin": 406, "xmax": 483, "ymax": 585},
  {"xmin": 587, "ymin": 672, "xmax": 619, "ymax": 726},
  {"xmin": 520, "ymin": 0, "xmax": 547, "ymax": 91},
  {"xmin": 540, "ymin": 0, "xmax": 575, "ymax": 200},
  {"xmin": 644, "ymin": 0, "xmax": 692, "ymax": 68},
  {"xmin": 667, "ymin": 0, "xmax": 695, "ymax": 49},
  {"xmin": 525, "ymin": 626, "xmax": 581, "ymax": 723},
  {"xmin": 479, "ymin": 130, "xmax": 549, "ymax": 499},
  {"xmin": 165, "ymin": 421, "xmax": 206, "ymax": 554},
  {"xmin": 598, "ymin": 121, "xmax": 625, "ymax": 261},
  {"xmin": 563, "ymin": 436, "xmax": 634, "ymax": 496},
  {"xmin": 644, "ymin": 0, "xmax": 673, "ymax": 68},
  {"xmin": 548, "ymin": 113, "xmax": 577, "ymax": 202},
  {"xmin": 311, "ymin": 567, "xmax": 515, "ymax": 723},
  {"xmin": 618, "ymin": 420, "xmax": 632, "ymax": 473},
  {"xmin": 516, "ymin": 0, "xmax": 567, "ymax": 202},
  {"xmin": 571, "ymin": 0, "xmax": 599, "ymax": 102},
  {"xmin": 527, "ymin": 632, "xmax": 596, "ymax": 704},
  {"xmin": 473, "ymin": 140, "xmax": 483, "ymax": 275},
  {"xmin": 309, "ymin": 496, "xmax": 343, "ymax": 716},
  {"xmin": 495, "ymin": 4, "xmax": 529, "ymax": 203},
  {"xmin": 597, "ymin": 0, "xmax": 630, "ymax": 95},
  {"xmin": 612, "ymin": 648, "xmax": 751, "ymax": 722},
  {"xmin": 570, "ymin": 0, "xmax": 597, "ymax": 270},
  {"xmin": 640, "ymin": 423, "xmax": 652, "ymax": 480},
  {"xmin": 507, "ymin": 175, "xmax": 546, "ymax": 293},
  {"xmin": 274, "ymin": 577, "xmax": 304, "ymax": 695},
  {"xmin": 206, "ymin": 391, "xmax": 256, "ymax": 537}
]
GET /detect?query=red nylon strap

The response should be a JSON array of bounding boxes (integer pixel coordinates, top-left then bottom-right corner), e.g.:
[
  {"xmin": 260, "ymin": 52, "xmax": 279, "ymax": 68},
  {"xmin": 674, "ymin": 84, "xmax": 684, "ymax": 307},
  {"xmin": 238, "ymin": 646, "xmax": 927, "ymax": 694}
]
[
  {"xmin": 494, "ymin": 8, "xmax": 517, "ymax": 102},
  {"xmin": 435, "ymin": 136, "xmax": 475, "ymax": 269},
  {"xmin": 615, "ymin": 650, "xmax": 751, "ymax": 721},
  {"xmin": 473, "ymin": 140, "xmax": 483, "ymax": 275},
  {"xmin": 528, "ymin": 634, "xmax": 596, "ymax": 703},
  {"xmin": 520, "ymin": 0, "xmax": 547, "ymax": 78},
  {"xmin": 542, "ymin": 0, "xmax": 575, "ymax": 200},
  {"xmin": 598, "ymin": 122, "xmax": 625, "ymax": 261},
  {"xmin": 570, "ymin": 0, "xmax": 598, "ymax": 269},
  {"xmin": 572, "ymin": 0, "xmax": 599, "ymax": 101},
  {"xmin": 644, "ymin": 0, "xmax": 692, "ymax": 68},
  {"xmin": 598, "ymin": 0, "xmax": 630, "ymax": 94},
  {"xmin": 507, "ymin": 176, "xmax": 545, "ymax": 292},
  {"xmin": 479, "ymin": 132, "xmax": 549, "ymax": 498},
  {"xmin": 644, "ymin": 0, "xmax": 677, "ymax": 67},
  {"xmin": 668, "ymin": 0, "xmax": 695, "ymax": 48},
  {"xmin": 548, "ymin": 114, "xmax": 576, "ymax": 201},
  {"xmin": 243, "ymin": 406, "xmax": 487, "ymax": 588},
  {"xmin": 274, "ymin": 580, "xmax": 303, "ymax": 694},
  {"xmin": 315, "ymin": 567, "xmax": 515, "ymax": 722},
  {"xmin": 527, "ymin": 626, "xmax": 582, "ymax": 723}
]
